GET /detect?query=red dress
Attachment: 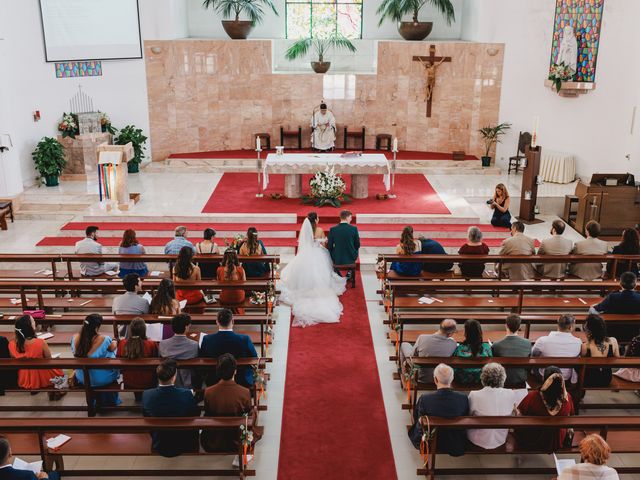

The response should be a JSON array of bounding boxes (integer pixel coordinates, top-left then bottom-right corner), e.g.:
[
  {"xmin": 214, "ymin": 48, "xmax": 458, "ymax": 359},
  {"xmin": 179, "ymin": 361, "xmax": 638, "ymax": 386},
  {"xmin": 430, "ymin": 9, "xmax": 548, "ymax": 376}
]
[
  {"xmin": 174, "ymin": 265, "xmax": 204, "ymax": 305},
  {"xmin": 217, "ymin": 266, "xmax": 246, "ymax": 314},
  {"xmin": 458, "ymin": 243, "xmax": 490, "ymax": 277},
  {"xmin": 116, "ymin": 339, "xmax": 159, "ymax": 389},
  {"xmin": 9, "ymin": 338, "xmax": 63, "ymax": 389},
  {"xmin": 515, "ymin": 391, "xmax": 575, "ymax": 451}
]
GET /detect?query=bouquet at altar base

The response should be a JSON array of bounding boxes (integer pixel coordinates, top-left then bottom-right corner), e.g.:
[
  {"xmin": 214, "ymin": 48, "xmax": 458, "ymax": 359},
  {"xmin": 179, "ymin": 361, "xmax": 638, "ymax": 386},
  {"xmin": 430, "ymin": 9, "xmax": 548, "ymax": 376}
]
[
  {"xmin": 303, "ymin": 165, "xmax": 351, "ymax": 207},
  {"xmin": 58, "ymin": 113, "xmax": 79, "ymax": 139},
  {"xmin": 548, "ymin": 61, "xmax": 576, "ymax": 93},
  {"xmin": 99, "ymin": 111, "xmax": 116, "ymax": 134}
]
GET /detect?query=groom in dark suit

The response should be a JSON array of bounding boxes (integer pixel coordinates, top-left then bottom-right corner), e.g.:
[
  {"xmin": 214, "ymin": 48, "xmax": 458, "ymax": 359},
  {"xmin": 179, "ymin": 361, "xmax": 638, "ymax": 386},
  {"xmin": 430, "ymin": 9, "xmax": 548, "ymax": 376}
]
[{"xmin": 328, "ymin": 210, "xmax": 360, "ymax": 276}]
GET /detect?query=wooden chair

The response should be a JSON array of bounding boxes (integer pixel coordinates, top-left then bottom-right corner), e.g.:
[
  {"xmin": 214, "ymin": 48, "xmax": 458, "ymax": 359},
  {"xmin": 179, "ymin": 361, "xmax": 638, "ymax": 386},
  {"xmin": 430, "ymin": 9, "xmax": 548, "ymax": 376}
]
[
  {"xmin": 508, "ymin": 131, "xmax": 532, "ymax": 174},
  {"xmin": 280, "ymin": 127, "xmax": 302, "ymax": 149},
  {"xmin": 254, "ymin": 133, "xmax": 271, "ymax": 150},
  {"xmin": 375, "ymin": 133, "xmax": 392, "ymax": 151},
  {"xmin": 344, "ymin": 127, "xmax": 365, "ymax": 150}
]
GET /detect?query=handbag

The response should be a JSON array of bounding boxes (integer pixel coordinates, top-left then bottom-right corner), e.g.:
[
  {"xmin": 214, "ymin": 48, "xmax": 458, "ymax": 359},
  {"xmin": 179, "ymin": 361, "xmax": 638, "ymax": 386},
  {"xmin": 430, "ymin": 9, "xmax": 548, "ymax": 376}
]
[{"xmin": 23, "ymin": 309, "xmax": 45, "ymax": 320}]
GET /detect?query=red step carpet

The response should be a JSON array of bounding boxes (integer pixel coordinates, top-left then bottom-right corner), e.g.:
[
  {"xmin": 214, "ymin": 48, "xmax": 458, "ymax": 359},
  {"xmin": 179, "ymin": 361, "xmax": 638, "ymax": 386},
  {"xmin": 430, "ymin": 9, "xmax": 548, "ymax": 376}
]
[
  {"xmin": 202, "ymin": 173, "xmax": 450, "ymax": 215},
  {"xmin": 277, "ymin": 273, "xmax": 397, "ymax": 479},
  {"xmin": 169, "ymin": 148, "xmax": 478, "ymax": 161}
]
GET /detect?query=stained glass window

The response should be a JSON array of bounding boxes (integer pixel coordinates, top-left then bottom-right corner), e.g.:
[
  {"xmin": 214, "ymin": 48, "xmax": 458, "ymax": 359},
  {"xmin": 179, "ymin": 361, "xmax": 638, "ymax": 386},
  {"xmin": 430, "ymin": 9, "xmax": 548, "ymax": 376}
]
[{"xmin": 286, "ymin": 0, "xmax": 363, "ymax": 39}]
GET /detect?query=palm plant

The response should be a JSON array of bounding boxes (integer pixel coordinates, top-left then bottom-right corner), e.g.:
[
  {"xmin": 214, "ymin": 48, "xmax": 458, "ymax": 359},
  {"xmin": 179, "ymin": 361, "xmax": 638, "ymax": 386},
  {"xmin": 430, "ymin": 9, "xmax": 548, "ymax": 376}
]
[
  {"xmin": 479, "ymin": 122, "xmax": 512, "ymax": 158},
  {"xmin": 202, "ymin": 0, "xmax": 277, "ymax": 24},
  {"xmin": 377, "ymin": 0, "xmax": 455, "ymax": 25},
  {"xmin": 285, "ymin": 35, "xmax": 357, "ymax": 63}
]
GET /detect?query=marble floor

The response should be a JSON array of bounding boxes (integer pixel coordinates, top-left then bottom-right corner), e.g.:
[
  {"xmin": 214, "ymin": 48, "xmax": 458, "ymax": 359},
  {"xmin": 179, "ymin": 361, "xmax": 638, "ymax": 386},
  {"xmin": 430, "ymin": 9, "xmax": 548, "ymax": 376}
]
[{"xmin": 0, "ymin": 170, "xmax": 637, "ymax": 479}]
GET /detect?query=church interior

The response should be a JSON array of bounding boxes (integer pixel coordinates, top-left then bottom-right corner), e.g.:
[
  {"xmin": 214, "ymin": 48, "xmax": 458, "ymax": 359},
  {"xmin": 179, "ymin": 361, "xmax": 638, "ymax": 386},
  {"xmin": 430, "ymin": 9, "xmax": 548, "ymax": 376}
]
[{"xmin": 0, "ymin": 0, "xmax": 639, "ymax": 478}]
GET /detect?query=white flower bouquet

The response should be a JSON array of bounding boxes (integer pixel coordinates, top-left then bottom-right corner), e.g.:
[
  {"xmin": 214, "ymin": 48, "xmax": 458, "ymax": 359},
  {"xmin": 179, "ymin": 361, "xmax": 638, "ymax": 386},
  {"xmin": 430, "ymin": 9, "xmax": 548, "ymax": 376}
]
[
  {"xmin": 548, "ymin": 62, "xmax": 575, "ymax": 93},
  {"xmin": 303, "ymin": 165, "xmax": 351, "ymax": 207},
  {"xmin": 58, "ymin": 113, "xmax": 78, "ymax": 139}
]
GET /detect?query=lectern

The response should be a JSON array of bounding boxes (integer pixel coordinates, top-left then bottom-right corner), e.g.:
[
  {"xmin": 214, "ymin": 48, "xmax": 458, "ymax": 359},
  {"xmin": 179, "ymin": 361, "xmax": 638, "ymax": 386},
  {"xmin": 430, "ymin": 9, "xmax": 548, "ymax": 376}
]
[
  {"xmin": 569, "ymin": 173, "xmax": 639, "ymax": 236},
  {"xmin": 97, "ymin": 143, "xmax": 133, "ymax": 211},
  {"xmin": 517, "ymin": 145, "xmax": 543, "ymax": 224}
]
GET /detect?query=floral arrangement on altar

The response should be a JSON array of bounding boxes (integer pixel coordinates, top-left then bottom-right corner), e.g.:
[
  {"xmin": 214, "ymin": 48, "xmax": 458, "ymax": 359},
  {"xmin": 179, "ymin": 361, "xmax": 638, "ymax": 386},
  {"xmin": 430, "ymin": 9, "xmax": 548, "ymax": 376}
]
[
  {"xmin": 58, "ymin": 113, "xmax": 79, "ymax": 139},
  {"xmin": 99, "ymin": 111, "xmax": 117, "ymax": 134},
  {"xmin": 548, "ymin": 62, "xmax": 575, "ymax": 93},
  {"xmin": 302, "ymin": 165, "xmax": 351, "ymax": 207}
]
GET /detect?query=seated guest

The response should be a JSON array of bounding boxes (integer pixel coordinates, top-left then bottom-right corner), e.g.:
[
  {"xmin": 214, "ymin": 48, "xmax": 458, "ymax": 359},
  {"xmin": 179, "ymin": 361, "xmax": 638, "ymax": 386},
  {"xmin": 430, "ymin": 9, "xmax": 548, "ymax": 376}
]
[
  {"xmin": 531, "ymin": 314, "xmax": 581, "ymax": 383},
  {"xmin": 569, "ymin": 220, "xmax": 608, "ymax": 280},
  {"xmin": 0, "ymin": 436, "xmax": 59, "ymax": 479},
  {"xmin": 196, "ymin": 228, "xmax": 220, "ymax": 279},
  {"xmin": 581, "ymin": 314, "xmax": 620, "ymax": 387},
  {"xmin": 217, "ymin": 249, "xmax": 247, "ymax": 314},
  {"xmin": 158, "ymin": 314, "xmax": 199, "ymax": 389},
  {"xmin": 614, "ymin": 333, "xmax": 640, "ymax": 383},
  {"xmin": 536, "ymin": 219, "xmax": 573, "ymax": 278},
  {"xmin": 74, "ymin": 225, "xmax": 118, "ymax": 276},
  {"xmin": 419, "ymin": 236, "xmax": 453, "ymax": 273},
  {"xmin": 150, "ymin": 278, "xmax": 181, "ymax": 316},
  {"xmin": 467, "ymin": 363, "xmax": 518, "ymax": 450},
  {"xmin": 173, "ymin": 246, "xmax": 205, "ymax": 306},
  {"xmin": 453, "ymin": 319, "xmax": 492, "ymax": 385},
  {"xmin": 71, "ymin": 314, "xmax": 120, "ymax": 406},
  {"xmin": 591, "ymin": 272, "xmax": 640, "ymax": 343},
  {"xmin": 117, "ymin": 318, "xmax": 159, "ymax": 400},
  {"xmin": 516, "ymin": 366, "xmax": 575, "ymax": 452},
  {"xmin": 8, "ymin": 315, "xmax": 62, "ymax": 398},
  {"xmin": 239, "ymin": 227, "xmax": 269, "ymax": 278},
  {"xmin": 142, "ymin": 359, "xmax": 200, "ymax": 457},
  {"xmin": 489, "ymin": 183, "xmax": 511, "ymax": 228},
  {"xmin": 559, "ymin": 434, "xmax": 620, "ymax": 480},
  {"xmin": 200, "ymin": 309, "xmax": 258, "ymax": 387},
  {"xmin": 399, "ymin": 319, "xmax": 458, "ymax": 383},
  {"xmin": 164, "ymin": 226, "xmax": 195, "ymax": 255},
  {"xmin": 201, "ymin": 353, "xmax": 256, "ymax": 453},
  {"xmin": 607, "ymin": 228, "xmax": 639, "ymax": 278},
  {"xmin": 0, "ymin": 336, "xmax": 17, "ymax": 395},
  {"xmin": 491, "ymin": 314, "xmax": 532, "ymax": 387},
  {"xmin": 408, "ymin": 364, "xmax": 469, "ymax": 457},
  {"xmin": 498, "ymin": 221, "xmax": 536, "ymax": 280},
  {"xmin": 112, "ymin": 273, "xmax": 149, "ymax": 315},
  {"xmin": 390, "ymin": 226, "xmax": 422, "ymax": 277},
  {"xmin": 118, "ymin": 228, "xmax": 148, "ymax": 278},
  {"xmin": 458, "ymin": 226, "xmax": 490, "ymax": 277}
]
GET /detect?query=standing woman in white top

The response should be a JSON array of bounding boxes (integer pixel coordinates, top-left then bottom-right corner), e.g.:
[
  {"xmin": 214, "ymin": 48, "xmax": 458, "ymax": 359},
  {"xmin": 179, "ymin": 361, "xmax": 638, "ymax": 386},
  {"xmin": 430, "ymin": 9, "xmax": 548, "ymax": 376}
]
[
  {"xmin": 559, "ymin": 434, "xmax": 619, "ymax": 480},
  {"xmin": 467, "ymin": 363, "xmax": 517, "ymax": 449}
]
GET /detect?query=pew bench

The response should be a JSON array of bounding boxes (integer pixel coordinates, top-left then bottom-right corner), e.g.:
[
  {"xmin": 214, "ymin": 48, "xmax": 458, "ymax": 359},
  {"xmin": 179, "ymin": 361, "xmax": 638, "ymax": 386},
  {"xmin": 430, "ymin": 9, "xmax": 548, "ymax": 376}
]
[{"xmin": 2, "ymin": 417, "xmax": 257, "ymax": 478}]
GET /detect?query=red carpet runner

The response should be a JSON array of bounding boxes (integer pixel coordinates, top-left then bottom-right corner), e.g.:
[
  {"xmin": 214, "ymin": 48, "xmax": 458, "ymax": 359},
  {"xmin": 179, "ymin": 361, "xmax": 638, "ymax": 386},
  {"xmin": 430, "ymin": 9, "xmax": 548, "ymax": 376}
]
[{"xmin": 277, "ymin": 273, "xmax": 397, "ymax": 479}]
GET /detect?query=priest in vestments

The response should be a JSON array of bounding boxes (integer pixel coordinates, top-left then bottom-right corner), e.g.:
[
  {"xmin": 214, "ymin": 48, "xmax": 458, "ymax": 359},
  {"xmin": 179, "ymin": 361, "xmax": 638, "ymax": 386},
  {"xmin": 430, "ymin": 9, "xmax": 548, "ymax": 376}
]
[{"xmin": 311, "ymin": 103, "xmax": 336, "ymax": 151}]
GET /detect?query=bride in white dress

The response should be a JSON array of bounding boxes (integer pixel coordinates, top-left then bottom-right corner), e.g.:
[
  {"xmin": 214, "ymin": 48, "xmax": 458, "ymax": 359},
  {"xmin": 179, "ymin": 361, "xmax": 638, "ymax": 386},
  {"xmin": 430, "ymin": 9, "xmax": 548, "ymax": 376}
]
[{"xmin": 279, "ymin": 212, "xmax": 346, "ymax": 327}]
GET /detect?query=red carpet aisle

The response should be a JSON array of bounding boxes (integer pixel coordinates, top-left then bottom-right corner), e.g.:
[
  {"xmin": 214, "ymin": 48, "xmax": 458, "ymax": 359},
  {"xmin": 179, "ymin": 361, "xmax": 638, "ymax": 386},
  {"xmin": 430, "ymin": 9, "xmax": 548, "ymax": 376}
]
[
  {"xmin": 277, "ymin": 273, "xmax": 397, "ymax": 479},
  {"xmin": 201, "ymin": 172, "xmax": 450, "ymax": 215}
]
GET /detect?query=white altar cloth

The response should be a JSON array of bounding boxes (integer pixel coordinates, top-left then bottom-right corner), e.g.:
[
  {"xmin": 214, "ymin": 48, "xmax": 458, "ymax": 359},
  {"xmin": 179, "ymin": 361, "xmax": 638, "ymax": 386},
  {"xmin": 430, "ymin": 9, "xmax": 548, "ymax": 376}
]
[
  {"xmin": 540, "ymin": 150, "xmax": 576, "ymax": 184},
  {"xmin": 262, "ymin": 153, "xmax": 391, "ymax": 190}
]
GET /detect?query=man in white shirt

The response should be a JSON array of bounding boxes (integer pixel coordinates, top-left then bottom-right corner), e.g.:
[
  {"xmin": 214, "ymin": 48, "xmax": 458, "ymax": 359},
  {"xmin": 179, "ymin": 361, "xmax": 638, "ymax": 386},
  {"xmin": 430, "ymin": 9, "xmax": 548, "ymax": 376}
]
[
  {"xmin": 467, "ymin": 363, "xmax": 518, "ymax": 450},
  {"xmin": 74, "ymin": 226, "xmax": 117, "ymax": 276},
  {"xmin": 531, "ymin": 314, "xmax": 582, "ymax": 383}
]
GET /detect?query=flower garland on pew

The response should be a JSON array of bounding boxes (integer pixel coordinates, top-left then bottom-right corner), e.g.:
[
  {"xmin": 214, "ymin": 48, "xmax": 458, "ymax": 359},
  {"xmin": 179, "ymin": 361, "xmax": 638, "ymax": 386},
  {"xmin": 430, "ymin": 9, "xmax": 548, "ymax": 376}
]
[
  {"xmin": 419, "ymin": 415, "xmax": 436, "ymax": 467},
  {"xmin": 240, "ymin": 413, "xmax": 254, "ymax": 467},
  {"xmin": 253, "ymin": 364, "xmax": 267, "ymax": 403},
  {"xmin": 401, "ymin": 361, "xmax": 419, "ymax": 406}
]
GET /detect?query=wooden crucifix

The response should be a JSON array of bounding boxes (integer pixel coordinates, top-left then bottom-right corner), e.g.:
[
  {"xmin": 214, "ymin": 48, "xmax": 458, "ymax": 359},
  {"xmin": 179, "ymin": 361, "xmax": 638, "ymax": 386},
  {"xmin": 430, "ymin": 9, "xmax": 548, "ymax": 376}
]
[{"xmin": 412, "ymin": 45, "xmax": 452, "ymax": 117}]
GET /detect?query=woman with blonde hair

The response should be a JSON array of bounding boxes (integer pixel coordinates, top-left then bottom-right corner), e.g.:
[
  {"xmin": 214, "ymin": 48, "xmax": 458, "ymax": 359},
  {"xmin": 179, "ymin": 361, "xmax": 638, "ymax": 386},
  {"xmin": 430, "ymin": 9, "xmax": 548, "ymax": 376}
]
[
  {"xmin": 559, "ymin": 434, "xmax": 619, "ymax": 479},
  {"xmin": 390, "ymin": 226, "xmax": 422, "ymax": 276},
  {"xmin": 489, "ymin": 183, "xmax": 511, "ymax": 228}
]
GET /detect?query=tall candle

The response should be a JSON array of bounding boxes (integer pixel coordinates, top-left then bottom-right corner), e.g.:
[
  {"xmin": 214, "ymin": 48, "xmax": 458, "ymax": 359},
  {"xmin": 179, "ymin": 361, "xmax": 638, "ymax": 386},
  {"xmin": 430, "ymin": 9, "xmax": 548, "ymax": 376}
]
[
  {"xmin": 256, "ymin": 136, "xmax": 261, "ymax": 151},
  {"xmin": 531, "ymin": 116, "xmax": 540, "ymax": 148},
  {"xmin": 393, "ymin": 137, "xmax": 398, "ymax": 152}
]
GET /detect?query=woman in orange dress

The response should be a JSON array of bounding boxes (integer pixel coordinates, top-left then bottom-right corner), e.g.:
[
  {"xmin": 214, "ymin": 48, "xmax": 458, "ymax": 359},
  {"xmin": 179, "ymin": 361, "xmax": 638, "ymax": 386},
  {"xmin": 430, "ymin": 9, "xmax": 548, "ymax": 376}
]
[
  {"xmin": 217, "ymin": 249, "xmax": 247, "ymax": 314},
  {"xmin": 8, "ymin": 315, "xmax": 63, "ymax": 397},
  {"xmin": 173, "ymin": 246, "xmax": 204, "ymax": 305}
]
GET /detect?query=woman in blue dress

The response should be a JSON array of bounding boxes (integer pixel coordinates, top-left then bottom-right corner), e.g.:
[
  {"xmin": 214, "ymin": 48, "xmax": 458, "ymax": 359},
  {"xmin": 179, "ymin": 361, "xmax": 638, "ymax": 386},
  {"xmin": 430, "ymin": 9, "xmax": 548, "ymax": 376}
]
[
  {"xmin": 390, "ymin": 226, "xmax": 423, "ymax": 276},
  {"xmin": 118, "ymin": 229, "xmax": 148, "ymax": 278},
  {"xmin": 71, "ymin": 314, "xmax": 120, "ymax": 406}
]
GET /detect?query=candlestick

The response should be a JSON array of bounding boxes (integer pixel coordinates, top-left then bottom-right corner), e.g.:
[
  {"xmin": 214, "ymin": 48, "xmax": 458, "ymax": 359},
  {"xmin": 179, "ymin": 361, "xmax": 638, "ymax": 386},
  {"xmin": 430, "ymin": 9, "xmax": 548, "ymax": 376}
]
[
  {"xmin": 531, "ymin": 116, "xmax": 539, "ymax": 148},
  {"xmin": 392, "ymin": 137, "xmax": 398, "ymax": 153}
]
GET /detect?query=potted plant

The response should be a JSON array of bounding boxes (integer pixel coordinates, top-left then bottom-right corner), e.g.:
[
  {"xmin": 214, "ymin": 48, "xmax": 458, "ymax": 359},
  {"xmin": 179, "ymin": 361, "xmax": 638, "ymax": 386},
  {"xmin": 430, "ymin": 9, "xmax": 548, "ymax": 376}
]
[
  {"xmin": 377, "ymin": 0, "xmax": 455, "ymax": 41},
  {"xmin": 285, "ymin": 35, "xmax": 357, "ymax": 74},
  {"xmin": 479, "ymin": 122, "xmax": 511, "ymax": 167},
  {"xmin": 114, "ymin": 125, "xmax": 148, "ymax": 173},
  {"xmin": 202, "ymin": 0, "xmax": 278, "ymax": 40},
  {"xmin": 32, "ymin": 137, "xmax": 66, "ymax": 187}
]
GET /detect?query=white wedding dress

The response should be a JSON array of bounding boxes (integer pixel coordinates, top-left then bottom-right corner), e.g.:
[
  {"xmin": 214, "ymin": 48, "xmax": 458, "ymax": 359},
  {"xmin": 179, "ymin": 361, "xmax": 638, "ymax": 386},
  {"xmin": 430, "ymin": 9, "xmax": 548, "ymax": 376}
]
[{"xmin": 279, "ymin": 218, "xmax": 346, "ymax": 327}]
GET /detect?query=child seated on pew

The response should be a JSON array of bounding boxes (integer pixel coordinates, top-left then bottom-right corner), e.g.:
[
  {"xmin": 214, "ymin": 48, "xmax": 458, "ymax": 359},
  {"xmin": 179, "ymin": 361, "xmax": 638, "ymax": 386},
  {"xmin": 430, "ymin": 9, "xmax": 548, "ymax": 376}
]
[{"xmin": 117, "ymin": 318, "xmax": 159, "ymax": 401}]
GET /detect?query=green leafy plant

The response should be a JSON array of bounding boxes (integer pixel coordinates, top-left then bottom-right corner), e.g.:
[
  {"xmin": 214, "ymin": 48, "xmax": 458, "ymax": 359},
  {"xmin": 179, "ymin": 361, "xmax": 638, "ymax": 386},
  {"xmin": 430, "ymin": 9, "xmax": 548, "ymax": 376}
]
[
  {"xmin": 376, "ymin": 0, "xmax": 455, "ymax": 26},
  {"xmin": 114, "ymin": 125, "xmax": 148, "ymax": 167},
  {"xmin": 301, "ymin": 166, "xmax": 352, "ymax": 207},
  {"xmin": 202, "ymin": 0, "xmax": 278, "ymax": 23},
  {"xmin": 479, "ymin": 122, "xmax": 512, "ymax": 158},
  {"xmin": 32, "ymin": 137, "xmax": 66, "ymax": 183},
  {"xmin": 285, "ymin": 35, "xmax": 357, "ymax": 63}
]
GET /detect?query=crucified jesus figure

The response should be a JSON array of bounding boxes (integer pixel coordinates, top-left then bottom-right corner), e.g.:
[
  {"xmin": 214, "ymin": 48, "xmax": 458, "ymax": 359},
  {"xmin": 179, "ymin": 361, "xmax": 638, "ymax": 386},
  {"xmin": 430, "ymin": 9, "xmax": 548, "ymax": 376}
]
[{"xmin": 417, "ymin": 57, "xmax": 446, "ymax": 102}]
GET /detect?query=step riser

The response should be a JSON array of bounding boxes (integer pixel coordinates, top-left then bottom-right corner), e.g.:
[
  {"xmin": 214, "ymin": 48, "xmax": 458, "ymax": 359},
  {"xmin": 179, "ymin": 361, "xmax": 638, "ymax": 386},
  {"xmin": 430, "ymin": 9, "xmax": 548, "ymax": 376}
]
[
  {"xmin": 19, "ymin": 204, "xmax": 88, "ymax": 212},
  {"xmin": 15, "ymin": 213, "xmax": 77, "ymax": 221}
]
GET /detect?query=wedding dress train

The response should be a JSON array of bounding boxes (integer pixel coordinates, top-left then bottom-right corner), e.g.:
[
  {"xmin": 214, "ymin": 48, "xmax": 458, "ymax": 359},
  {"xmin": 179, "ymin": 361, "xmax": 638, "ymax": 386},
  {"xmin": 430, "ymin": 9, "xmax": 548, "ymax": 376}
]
[{"xmin": 279, "ymin": 218, "xmax": 346, "ymax": 327}]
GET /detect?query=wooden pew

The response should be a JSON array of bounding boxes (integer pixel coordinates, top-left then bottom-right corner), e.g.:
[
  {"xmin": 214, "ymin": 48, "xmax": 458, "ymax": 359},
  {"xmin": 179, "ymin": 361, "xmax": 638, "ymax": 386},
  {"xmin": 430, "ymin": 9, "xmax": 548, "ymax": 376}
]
[
  {"xmin": 1, "ymin": 416, "xmax": 257, "ymax": 478},
  {"xmin": 415, "ymin": 416, "xmax": 640, "ymax": 479},
  {"xmin": 0, "ymin": 254, "xmax": 63, "ymax": 279},
  {"xmin": 0, "ymin": 357, "xmax": 271, "ymax": 416},
  {"xmin": 402, "ymin": 356, "xmax": 640, "ymax": 411}
]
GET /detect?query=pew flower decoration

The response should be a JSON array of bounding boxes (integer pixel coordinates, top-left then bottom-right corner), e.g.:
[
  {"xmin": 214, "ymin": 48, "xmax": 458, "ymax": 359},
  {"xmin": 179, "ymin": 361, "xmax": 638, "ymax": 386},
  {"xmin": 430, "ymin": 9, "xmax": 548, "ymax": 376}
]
[
  {"xmin": 303, "ymin": 165, "xmax": 351, "ymax": 207},
  {"xmin": 250, "ymin": 291, "xmax": 266, "ymax": 305},
  {"xmin": 548, "ymin": 61, "xmax": 575, "ymax": 93},
  {"xmin": 253, "ymin": 364, "xmax": 267, "ymax": 402},
  {"xmin": 58, "ymin": 113, "xmax": 79, "ymax": 139},
  {"xmin": 401, "ymin": 360, "xmax": 420, "ymax": 405},
  {"xmin": 239, "ymin": 414, "xmax": 255, "ymax": 467},
  {"xmin": 225, "ymin": 233, "xmax": 245, "ymax": 250}
]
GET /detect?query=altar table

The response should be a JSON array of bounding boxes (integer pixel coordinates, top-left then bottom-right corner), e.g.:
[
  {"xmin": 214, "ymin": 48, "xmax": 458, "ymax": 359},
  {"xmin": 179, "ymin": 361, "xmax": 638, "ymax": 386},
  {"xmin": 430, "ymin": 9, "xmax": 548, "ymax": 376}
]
[
  {"xmin": 540, "ymin": 150, "xmax": 576, "ymax": 184},
  {"xmin": 262, "ymin": 153, "xmax": 391, "ymax": 199}
]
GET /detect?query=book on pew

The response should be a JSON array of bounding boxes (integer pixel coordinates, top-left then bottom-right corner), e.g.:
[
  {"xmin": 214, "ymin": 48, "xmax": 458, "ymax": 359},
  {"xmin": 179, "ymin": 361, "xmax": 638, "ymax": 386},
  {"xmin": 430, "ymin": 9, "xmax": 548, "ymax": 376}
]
[
  {"xmin": 37, "ymin": 332, "xmax": 54, "ymax": 340},
  {"xmin": 554, "ymin": 454, "xmax": 575, "ymax": 475},
  {"xmin": 150, "ymin": 271, "xmax": 162, "ymax": 277},
  {"xmin": 179, "ymin": 299, "xmax": 187, "ymax": 309},
  {"xmin": 142, "ymin": 292, "xmax": 152, "ymax": 304},
  {"xmin": 146, "ymin": 323, "xmax": 164, "ymax": 342},
  {"xmin": 13, "ymin": 457, "xmax": 42, "ymax": 474},
  {"xmin": 46, "ymin": 434, "xmax": 71, "ymax": 450}
]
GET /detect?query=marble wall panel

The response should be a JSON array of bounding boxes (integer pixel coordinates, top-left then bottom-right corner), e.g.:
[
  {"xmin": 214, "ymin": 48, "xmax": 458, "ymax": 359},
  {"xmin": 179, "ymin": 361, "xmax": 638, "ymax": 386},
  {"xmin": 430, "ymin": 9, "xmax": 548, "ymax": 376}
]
[{"xmin": 145, "ymin": 40, "xmax": 504, "ymax": 159}]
